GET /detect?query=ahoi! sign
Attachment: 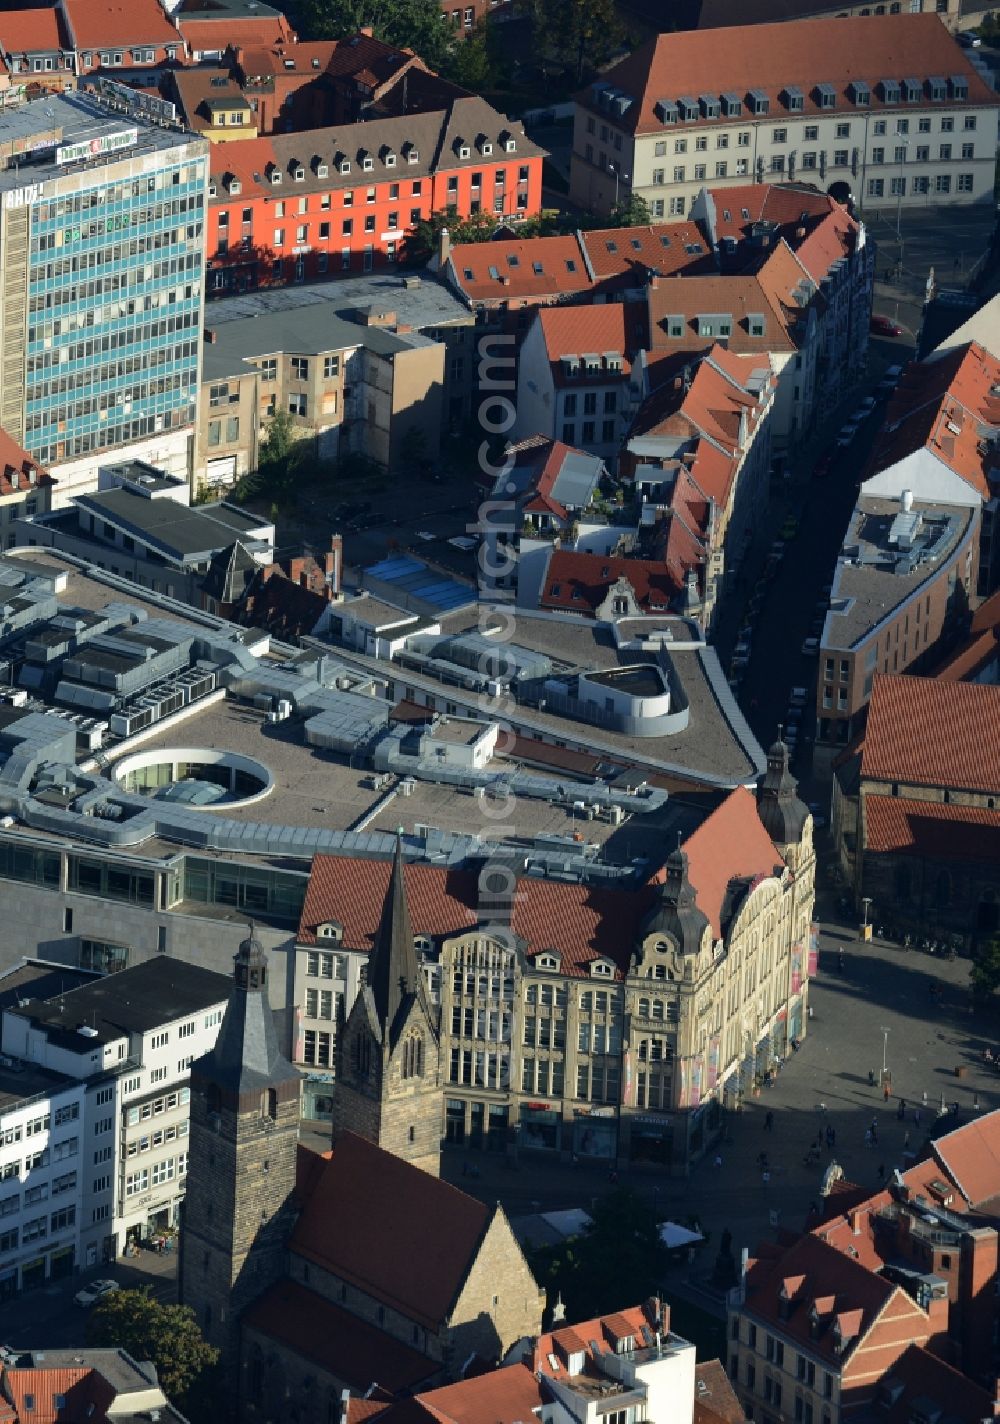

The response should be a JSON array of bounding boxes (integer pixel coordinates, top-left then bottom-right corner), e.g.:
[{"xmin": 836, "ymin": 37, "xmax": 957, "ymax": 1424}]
[
  {"xmin": 56, "ymin": 127, "xmax": 137, "ymax": 167},
  {"xmin": 3, "ymin": 182, "xmax": 44, "ymax": 210}
]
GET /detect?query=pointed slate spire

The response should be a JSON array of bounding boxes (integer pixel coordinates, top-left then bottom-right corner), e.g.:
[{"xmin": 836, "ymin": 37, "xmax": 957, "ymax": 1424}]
[
  {"xmin": 200, "ymin": 923, "xmax": 296, "ymax": 1100},
  {"xmin": 366, "ymin": 837, "xmax": 429, "ymax": 1048},
  {"xmin": 757, "ymin": 737, "xmax": 809, "ymax": 848}
]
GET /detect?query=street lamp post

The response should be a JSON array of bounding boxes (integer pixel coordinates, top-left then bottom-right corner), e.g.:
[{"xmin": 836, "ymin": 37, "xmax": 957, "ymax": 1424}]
[
  {"xmin": 608, "ymin": 162, "xmax": 620, "ymax": 208},
  {"xmin": 894, "ymin": 138, "xmax": 909, "ymax": 274},
  {"xmin": 861, "ymin": 895, "xmax": 872, "ymax": 943},
  {"xmin": 881, "ymin": 1026, "xmax": 890, "ymax": 1083}
]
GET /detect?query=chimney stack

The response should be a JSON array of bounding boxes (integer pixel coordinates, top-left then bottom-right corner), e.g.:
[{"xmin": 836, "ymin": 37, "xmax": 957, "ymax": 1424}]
[
  {"xmin": 438, "ymin": 225, "xmax": 451, "ymax": 268},
  {"xmin": 327, "ymin": 533, "xmax": 343, "ymax": 597}
]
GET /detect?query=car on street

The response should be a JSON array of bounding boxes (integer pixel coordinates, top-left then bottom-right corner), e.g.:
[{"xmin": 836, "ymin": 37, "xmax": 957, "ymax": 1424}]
[
  {"xmin": 801, "ymin": 637, "xmax": 820, "ymax": 656},
  {"xmin": 958, "ymin": 30, "xmax": 981, "ymax": 46},
  {"xmin": 74, "ymin": 1278, "xmax": 119, "ymax": 1308},
  {"xmin": 789, "ymin": 686, "xmax": 808, "ymax": 707},
  {"xmin": 870, "ymin": 314, "xmax": 904, "ymax": 337},
  {"xmin": 852, "ymin": 397, "xmax": 877, "ymax": 420},
  {"xmin": 836, "ymin": 421, "xmax": 861, "ymax": 447}
]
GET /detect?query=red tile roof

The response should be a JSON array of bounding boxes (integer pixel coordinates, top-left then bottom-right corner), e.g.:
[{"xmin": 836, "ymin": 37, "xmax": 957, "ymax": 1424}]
[
  {"xmin": 580, "ymin": 221, "xmax": 714, "ymax": 279},
  {"xmin": 0, "ymin": 7, "xmax": 67, "ymax": 54},
  {"xmin": 875, "ymin": 1345, "xmax": 998, "ymax": 1424},
  {"xmin": 930, "ymin": 1108, "xmax": 1000, "ymax": 1207},
  {"xmin": 742, "ymin": 1232, "xmax": 912, "ymax": 1369},
  {"xmin": 536, "ymin": 301, "xmax": 646, "ymax": 382},
  {"xmin": 0, "ymin": 428, "xmax": 54, "ymax": 497},
  {"xmin": 447, "ymin": 234, "xmax": 591, "ymax": 302},
  {"xmin": 242, "ymin": 1278, "xmax": 439, "ymax": 1394},
  {"xmin": 61, "ymin": 0, "xmax": 180, "ymax": 50},
  {"xmin": 289, "ymin": 1132, "xmax": 493, "ymax": 1330},
  {"xmin": 178, "ymin": 13, "xmax": 293, "ymax": 50},
  {"xmin": 4, "ymin": 1367, "xmax": 112, "ymax": 1423},
  {"xmin": 681, "ymin": 786, "xmax": 785, "ymax": 937},
  {"xmin": 864, "ymin": 794, "xmax": 1000, "ymax": 863},
  {"xmin": 298, "ymin": 855, "xmax": 479, "ymax": 948},
  {"xmin": 867, "ymin": 341, "xmax": 1000, "ymax": 500},
  {"xmin": 692, "ymin": 1360, "xmax": 745, "ymax": 1424},
  {"xmin": 861, "ymin": 673, "xmax": 1000, "ymax": 792},
  {"xmin": 373, "ymin": 1363, "xmax": 543, "ymax": 1424},
  {"xmin": 580, "ymin": 15, "xmax": 996, "ymax": 136},
  {"xmin": 539, "ymin": 548, "xmax": 690, "ymax": 615},
  {"xmin": 647, "ymin": 264, "xmax": 799, "ymax": 356},
  {"xmin": 535, "ymin": 1304, "xmax": 660, "ymax": 1375},
  {"xmin": 707, "ymin": 184, "xmax": 837, "ymax": 243}
]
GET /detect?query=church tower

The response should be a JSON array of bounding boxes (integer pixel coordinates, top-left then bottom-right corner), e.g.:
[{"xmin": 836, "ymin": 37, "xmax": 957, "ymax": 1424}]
[
  {"xmin": 179, "ymin": 926, "xmax": 300, "ymax": 1383},
  {"xmin": 331, "ymin": 839, "xmax": 442, "ymax": 1175}
]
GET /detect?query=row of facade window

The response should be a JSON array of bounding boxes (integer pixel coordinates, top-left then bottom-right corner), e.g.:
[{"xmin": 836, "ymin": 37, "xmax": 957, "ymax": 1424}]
[
  {"xmin": 124, "ymin": 1122, "xmax": 189, "ymax": 1158},
  {"xmin": 124, "ymin": 1153, "xmax": 188, "ymax": 1197},
  {"xmin": 0, "ymin": 1205, "xmax": 76, "ymax": 1252}
]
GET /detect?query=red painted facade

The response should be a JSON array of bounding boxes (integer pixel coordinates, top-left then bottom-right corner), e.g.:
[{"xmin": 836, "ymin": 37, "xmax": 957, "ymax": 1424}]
[{"xmin": 207, "ymin": 146, "xmax": 544, "ymax": 291}]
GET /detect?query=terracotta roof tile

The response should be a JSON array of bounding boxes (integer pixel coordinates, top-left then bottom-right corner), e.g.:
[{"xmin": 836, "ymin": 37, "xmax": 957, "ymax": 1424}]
[
  {"xmin": 875, "ymin": 1344, "xmax": 997, "ymax": 1424},
  {"xmin": 242, "ymin": 1278, "xmax": 439, "ymax": 1393},
  {"xmin": 680, "ymin": 786, "xmax": 785, "ymax": 937},
  {"xmin": 742, "ymin": 1233, "xmax": 904, "ymax": 1368},
  {"xmin": 5, "ymin": 1367, "xmax": 112, "ymax": 1422},
  {"xmin": 867, "ymin": 341, "xmax": 1000, "ymax": 499},
  {"xmin": 536, "ymin": 301, "xmax": 646, "ymax": 382},
  {"xmin": 861, "ymin": 673, "xmax": 1000, "ymax": 791},
  {"xmin": 539, "ymin": 548, "xmax": 690, "ymax": 615},
  {"xmin": 289, "ymin": 1132, "xmax": 493, "ymax": 1328},
  {"xmin": 692, "ymin": 1359, "xmax": 745, "ymax": 1424},
  {"xmin": 61, "ymin": 0, "xmax": 180, "ymax": 50},
  {"xmin": 372, "ymin": 1363, "xmax": 543, "ymax": 1424},
  {"xmin": 537, "ymin": 1305, "xmax": 657, "ymax": 1374},
  {"xmin": 579, "ymin": 15, "xmax": 996, "ymax": 136},
  {"xmin": 580, "ymin": 221, "xmax": 714, "ymax": 279},
  {"xmin": 179, "ymin": 13, "xmax": 293, "ymax": 49},
  {"xmin": 298, "ymin": 855, "xmax": 479, "ymax": 948},
  {"xmin": 864, "ymin": 794, "xmax": 1000, "ymax": 862},
  {"xmin": 0, "ymin": 7, "xmax": 68, "ymax": 54},
  {"xmin": 0, "ymin": 427, "xmax": 54, "ymax": 496},
  {"xmin": 447, "ymin": 234, "xmax": 591, "ymax": 302},
  {"xmin": 647, "ymin": 265, "xmax": 798, "ymax": 356},
  {"xmin": 707, "ymin": 184, "xmax": 838, "ymax": 242},
  {"xmin": 930, "ymin": 1108, "xmax": 1000, "ymax": 1207}
]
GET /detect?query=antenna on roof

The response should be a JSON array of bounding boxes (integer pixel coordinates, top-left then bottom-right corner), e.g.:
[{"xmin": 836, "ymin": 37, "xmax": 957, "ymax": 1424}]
[{"xmin": 552, "ymin": 1292, "xmax": 567, "ymax": 1324}]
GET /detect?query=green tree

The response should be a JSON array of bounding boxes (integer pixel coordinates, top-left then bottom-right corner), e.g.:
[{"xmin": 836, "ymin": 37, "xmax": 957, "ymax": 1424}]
[
  {"xmin": 518, "ymin": 0, "xmax": 623, "ymax": 83},
  {"xmin": 87, "ymin": 1289, "xmax": 219, "ymax": 1414},
  {"xmin": 529, "ymin": 1190, "xmax": 670, "ymax": 1321},
  {"xmin": 403, "ymin": 204, "xmax": 501, "ymax": 264},
  {"xmin": 296, "ymin": 0, "xmax": 451, "ymax": 68},
  {"xmin": 440, "ymin": 23, "xmax": 495, "ymax": 90},
  {"xmin": 971, "ymin": 936, "xmax": 1000, "ymax": 999}
]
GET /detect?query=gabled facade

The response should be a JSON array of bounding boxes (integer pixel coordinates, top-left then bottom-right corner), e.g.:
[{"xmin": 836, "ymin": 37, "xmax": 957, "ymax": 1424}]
[{"xmin": 570, "ymin": 15, "xmax": 999, "ymax": 219}]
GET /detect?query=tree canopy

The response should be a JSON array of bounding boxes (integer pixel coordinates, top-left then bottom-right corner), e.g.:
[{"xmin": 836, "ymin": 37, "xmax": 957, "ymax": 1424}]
[
  {"xmin": 296, "ymin": 0, "xmax": 451, "ymax": 69},
  {"xmin": 528, "ymin": 1190, "xmax": 670, "ymax": 1321},
  {"xmin": 971, "ymin": 936, "xmax": 1000, "ymax": 1000},
  {"xmin": 517, "ymin": 0, "xmax": 624, "ymax": 84},
  {"xmin": 87, "ymin": 1289, "xmax": 219, "ymax": 1416}
]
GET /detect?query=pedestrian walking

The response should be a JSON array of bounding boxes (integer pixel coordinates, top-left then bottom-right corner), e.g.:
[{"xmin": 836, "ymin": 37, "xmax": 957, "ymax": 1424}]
[
  {"xmin": 922, "ymin": 1090, "xmax": 928, "ymax": 1105},
  {"xmin": 914, "ymin": 1108, "xmax": 922, "ymax": 1129},
  {"xmin": 714, "ymin": 1153, "xmax": 723, "ymax": 1169},
  {"xmin": 825, "ymin": 1124, "xmax": 835, "ymax": 1148},
  {"xmin": 868, "ymin": 1068, "xmax": 876, "ymax": 1086},
  {"xmin": 897, "ymin": 1098, "xmax": 906, "ymax": 1121},
  {"xmin": 871, "ymin": 1116, "xmax": 879, "ymax": 1145},
  {"xmin": 765, "ymin": 1110, "xmax": 774, "ymax": 1132},
  {"xmin": 864, "ymin": 1128, "xmax": 873, "ymax": 1147},
  {"xmin": 883, "ymin": 1081, "xmax": 891, "ymax": 1102},
  {"xmin": 904, "ymin": 1131, "xmax": 911, "ymax": 1150}
]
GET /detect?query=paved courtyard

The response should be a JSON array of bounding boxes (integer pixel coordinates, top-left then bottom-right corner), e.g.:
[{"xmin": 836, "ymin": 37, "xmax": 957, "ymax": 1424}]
[{"xmin": 429, "ymin": 882, "xmax": 997, "ymax": 1275}]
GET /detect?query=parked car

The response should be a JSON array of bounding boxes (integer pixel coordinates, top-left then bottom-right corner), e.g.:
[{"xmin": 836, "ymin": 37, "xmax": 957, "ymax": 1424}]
[
  {"xmin": 958, "ymin": 30, "xmax": 982, "ymax": 46},
  {"xmin": 801, "ymin": 637, "xmax": 820, "ymax": 656},
  {"xmin": 836, "ymin": 421, "xmax": 861, "ymax": 448},
  {"xmin": 870, "ymin": 313, "xmax": 904, "ymax": 337},
  {"xmin": 852, "ymin": 397, "xmax": 877, "ymax": 420},
  {"xmin": 789, "ymin": 686, "xmax": 808, "ymax": 707},
  {"xmin": 75, "ymin": 1279, "xmax": 119, "ymax": 1308}
]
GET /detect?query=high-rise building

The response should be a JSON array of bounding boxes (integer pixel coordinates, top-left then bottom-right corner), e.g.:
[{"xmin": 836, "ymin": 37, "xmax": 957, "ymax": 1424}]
[{"xmin": 0, "ymin": 89, "xmax": 208, "ymax": 503}]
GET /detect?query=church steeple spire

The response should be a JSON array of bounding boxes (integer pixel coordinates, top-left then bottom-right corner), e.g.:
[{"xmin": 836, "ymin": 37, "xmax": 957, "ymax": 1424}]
[{"xmin": 366, "ymin": 837, "xmax": 431, "ymax": 1048}]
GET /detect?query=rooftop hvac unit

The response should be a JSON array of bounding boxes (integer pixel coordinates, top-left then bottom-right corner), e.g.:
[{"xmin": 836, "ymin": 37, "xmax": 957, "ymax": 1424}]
[
  {"xmin": 267, "ymin": 698, "xmax": 292, "ymax": 724},
  {"xmin": 400, "ymin": 778, "xmax": 415, "ymax": 797}
]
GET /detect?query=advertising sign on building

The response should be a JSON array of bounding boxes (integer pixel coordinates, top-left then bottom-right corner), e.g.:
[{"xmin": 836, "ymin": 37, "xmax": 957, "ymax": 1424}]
[{"xmin": 56, "ymin": 128, "xmax": 138, "ymax": 166}]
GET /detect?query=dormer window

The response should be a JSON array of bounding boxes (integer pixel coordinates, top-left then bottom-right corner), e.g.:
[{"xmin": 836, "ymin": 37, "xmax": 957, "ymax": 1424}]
[
  {"xmin": 815, "ymin": 82, "xmax": 836, "ymax": 109},
  {"xmin": 850, "ymin": 80, "xmax": 870, "ymax": 106},
  {"xmin": 458, "ymin": 141, "xmax": 471, "ymax": 159},
  {"xmin": 292, "ymin": 165, "xmax": 305, "ymax": 181},
  {"xmin": 384, "ymin": 148, "xmax": 397, "ymax": 167},
  {"xmin": 361, "ymin": 151, "xmax": 374, "ymax": 171},
  {"xmin": 783, "ymin": 85, "xmax": 804, "ymax": 112},
  {"xmin": 316, "ymin": 161, "xmax": 329, "ymax": 178},
  {"xmin": 655, "ymin": 99, "xmax": 679, "ymax": 125},
  {"xmin": 317, "ymin": 922, "xmax": 343, "ymax": 942},
  {"xmin": 880, "ymin": 78, "xmax": 901, "ymax": 103},
  {"xmin": 721, "ymin": 92, "xmax": 742, "ymax": 117},
  {"xmin": 405, "ymin": 143, "xmax": 420, "ymax": 163},
  {"xmin": 227, "ymin": 176, "xmax": 241, "ymax": 194},
  {"xmin": 590, "ymin": 960, "xmax": 613, "ymax": 978},
  {"xmin": 339, "ymin": 157, "xmax": 351, "ymax": 175},
  {"xmin": 929, "ymin": 76, "xmax": 947, "ymax": 101},
  {"xmin": 748, "ymin": 88, "xmax": 769, "ymax": 115},
  {"xmin": 413, "ymin": 934, "xmax": 432, "ymax": 954},
  {"xmin": 208, "ymin": 182, "xmax": 217, "ymax": 197},
  {"xmin": 502, "ymin": 133, "xmax": 516, "ymax": 152},
  {"xmin": 478, "ymin": 135, "xmax": 493, "ymax": 155},
  {"xmin": 903, "ymin": 77, "xmax": 922, "ymax": 102},
  {"xmin": 537, "ymin": 953, "xmax": 560, "ymax": 972},
  {"xmin": 269, "ymin": 166, "xmax": 282, "ymax": 185}
]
